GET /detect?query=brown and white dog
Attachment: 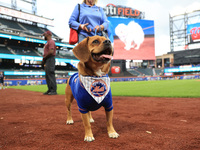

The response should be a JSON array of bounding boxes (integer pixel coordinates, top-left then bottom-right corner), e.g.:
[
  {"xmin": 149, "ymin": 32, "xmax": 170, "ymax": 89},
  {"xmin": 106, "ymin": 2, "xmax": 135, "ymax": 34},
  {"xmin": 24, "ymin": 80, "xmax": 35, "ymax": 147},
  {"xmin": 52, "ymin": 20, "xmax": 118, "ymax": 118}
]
[{"xmin": 65, "ymin": 35, "xmax": 119, "ymax": 142}]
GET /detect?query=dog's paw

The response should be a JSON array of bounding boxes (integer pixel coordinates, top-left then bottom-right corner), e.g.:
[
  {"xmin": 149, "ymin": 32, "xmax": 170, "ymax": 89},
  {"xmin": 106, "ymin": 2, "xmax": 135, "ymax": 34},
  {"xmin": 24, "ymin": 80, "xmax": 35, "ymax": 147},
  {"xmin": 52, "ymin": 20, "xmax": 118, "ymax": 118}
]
[
  {"xmin": 134, "ymin": 44, "xmax": 140, "ymax": 50},
  {"xmin": 89, "ymin": 118, "xmax": 95, "ymax": 123},
  {"xmin": 84, "ymin": 136, "xmax": 95, "ymax": 142},
  {"xmin": 124, "ymin": 46, "xmax": 131, "ymax": 51},
  {"xmin": 108, "ymin": 132, "xmax": 119, "ymax": 139},
  {"xmin": 66, "ymin": 120, "xmax": 74, "ymax": 125}
]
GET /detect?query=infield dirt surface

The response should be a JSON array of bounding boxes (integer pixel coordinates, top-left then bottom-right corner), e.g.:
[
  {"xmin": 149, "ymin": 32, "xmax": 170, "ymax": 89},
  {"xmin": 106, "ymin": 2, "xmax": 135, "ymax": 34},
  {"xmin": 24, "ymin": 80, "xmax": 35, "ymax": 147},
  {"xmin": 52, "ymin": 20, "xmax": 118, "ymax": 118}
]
[{"xmin": 1, "ymin": 88, "xmax": 200, "ymax": 150}]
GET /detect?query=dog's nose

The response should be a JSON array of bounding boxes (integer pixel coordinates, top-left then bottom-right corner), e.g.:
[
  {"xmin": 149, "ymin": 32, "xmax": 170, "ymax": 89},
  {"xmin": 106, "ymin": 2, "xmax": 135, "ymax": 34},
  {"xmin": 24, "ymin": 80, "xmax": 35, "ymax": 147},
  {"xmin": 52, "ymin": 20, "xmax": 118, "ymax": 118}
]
[{"xmin": 103, "ymin": 40, "xmax": 111, "ymax": 45}]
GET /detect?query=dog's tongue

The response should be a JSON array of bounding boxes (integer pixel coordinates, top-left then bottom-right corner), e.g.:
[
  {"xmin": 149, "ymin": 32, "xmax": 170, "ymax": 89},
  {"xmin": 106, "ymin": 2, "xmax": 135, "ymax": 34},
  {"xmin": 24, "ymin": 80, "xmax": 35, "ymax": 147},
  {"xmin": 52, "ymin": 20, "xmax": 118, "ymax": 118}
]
[{"xmin": 100, "ymin": 54, "xmax": 113, "ymax": 59}]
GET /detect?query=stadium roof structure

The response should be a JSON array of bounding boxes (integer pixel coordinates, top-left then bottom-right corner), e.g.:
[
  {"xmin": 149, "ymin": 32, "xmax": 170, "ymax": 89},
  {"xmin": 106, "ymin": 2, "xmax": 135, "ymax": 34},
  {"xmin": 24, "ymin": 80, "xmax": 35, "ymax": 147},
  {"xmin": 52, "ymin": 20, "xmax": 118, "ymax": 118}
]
[
  {"xmin": 170, "ymin": 2, "xmax": 200, "ymax": 17},
  {"xmin": 0, "ymin": 19, "xmax": 74, "ymax": 49},
  {"xmin": 0, "ymin": 5, "xmax": 75, "ymax": 49},
  {"xmin": 0, "ymin": 5, "xmax": 53, "ymax": 26},
  {"xmin": 169, "ymin": 9, "xmax": 200, "ymax": 52}
]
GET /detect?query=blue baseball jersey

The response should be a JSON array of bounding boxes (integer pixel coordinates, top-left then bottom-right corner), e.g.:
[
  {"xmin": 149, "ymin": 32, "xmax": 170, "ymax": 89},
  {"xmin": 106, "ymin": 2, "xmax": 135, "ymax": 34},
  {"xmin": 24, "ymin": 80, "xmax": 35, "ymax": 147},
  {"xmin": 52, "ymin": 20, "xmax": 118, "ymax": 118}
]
[{"xmin": 69, "ymin": 73, "xmax": 113, "ymax": 114}]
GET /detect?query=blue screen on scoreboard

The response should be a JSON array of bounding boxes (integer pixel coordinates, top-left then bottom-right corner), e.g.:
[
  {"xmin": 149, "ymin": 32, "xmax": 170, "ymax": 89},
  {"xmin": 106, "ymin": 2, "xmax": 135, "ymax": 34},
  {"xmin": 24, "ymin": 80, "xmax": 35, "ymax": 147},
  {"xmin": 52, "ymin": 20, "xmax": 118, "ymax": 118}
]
[{"xmin": 164, "ymin": 66, "xmax": 200, "ymax": 73}]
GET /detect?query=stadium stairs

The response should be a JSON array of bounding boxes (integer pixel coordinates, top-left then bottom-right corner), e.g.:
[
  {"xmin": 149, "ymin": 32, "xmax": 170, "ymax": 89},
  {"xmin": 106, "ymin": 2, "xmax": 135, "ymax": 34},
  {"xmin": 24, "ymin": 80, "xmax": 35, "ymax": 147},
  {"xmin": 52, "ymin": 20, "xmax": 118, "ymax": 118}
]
[
  {"xmin": 136, "ymin": 68, "xmax": 154, "ymax": 76},
  {"xmin": 126, "ymin": 68, "xmax": 164, "ymax": 77},
  {"xmin": 127, "ymin": 69, "xmax": 142, "ymax": 76},
  {"xmin": 155, "ymin": 68, "xmax": 163, "ymax": 76}
]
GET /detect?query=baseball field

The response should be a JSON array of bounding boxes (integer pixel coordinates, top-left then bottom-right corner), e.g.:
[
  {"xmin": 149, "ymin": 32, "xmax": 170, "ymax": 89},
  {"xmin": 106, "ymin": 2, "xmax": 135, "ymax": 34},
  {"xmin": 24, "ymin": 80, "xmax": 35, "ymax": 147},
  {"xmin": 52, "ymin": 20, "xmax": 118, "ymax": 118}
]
[{"xmin": 1, "ymin": 79, "xmax": 200, "ymax": 149}]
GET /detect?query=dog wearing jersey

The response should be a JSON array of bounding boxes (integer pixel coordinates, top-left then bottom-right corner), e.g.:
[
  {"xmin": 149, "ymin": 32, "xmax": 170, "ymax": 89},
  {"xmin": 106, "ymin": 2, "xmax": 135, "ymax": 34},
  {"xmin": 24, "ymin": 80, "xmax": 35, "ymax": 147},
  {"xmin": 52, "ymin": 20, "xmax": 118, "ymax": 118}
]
[{"xmin": 65, "ymin": 35, "xmax": 119, "ymax": 142}]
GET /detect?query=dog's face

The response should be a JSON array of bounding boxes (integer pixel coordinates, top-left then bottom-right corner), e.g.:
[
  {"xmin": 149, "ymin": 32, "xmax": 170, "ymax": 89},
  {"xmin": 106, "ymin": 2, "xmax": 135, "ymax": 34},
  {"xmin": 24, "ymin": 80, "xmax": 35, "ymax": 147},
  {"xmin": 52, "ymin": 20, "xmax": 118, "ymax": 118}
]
[{"xmin": 73, "ymin": 36, "xmax": 113, "ymax": 64}]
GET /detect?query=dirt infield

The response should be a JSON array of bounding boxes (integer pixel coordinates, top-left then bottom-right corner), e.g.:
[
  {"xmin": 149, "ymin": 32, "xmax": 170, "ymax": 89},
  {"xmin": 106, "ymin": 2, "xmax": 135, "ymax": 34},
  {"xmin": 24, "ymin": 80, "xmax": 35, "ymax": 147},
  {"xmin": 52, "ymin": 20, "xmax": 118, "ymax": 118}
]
[{"xmin": 0, "ymin": 88, "xmax": 200, "ymax": 150}]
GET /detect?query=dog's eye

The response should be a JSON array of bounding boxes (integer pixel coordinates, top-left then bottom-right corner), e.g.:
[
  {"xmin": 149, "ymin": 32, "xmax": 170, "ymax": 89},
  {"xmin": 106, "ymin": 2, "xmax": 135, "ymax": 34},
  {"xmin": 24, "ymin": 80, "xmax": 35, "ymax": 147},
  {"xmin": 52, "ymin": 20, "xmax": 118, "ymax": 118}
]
[{"xmin": 92, "ymin": 40, "xmax": 99, "ymax": 44}]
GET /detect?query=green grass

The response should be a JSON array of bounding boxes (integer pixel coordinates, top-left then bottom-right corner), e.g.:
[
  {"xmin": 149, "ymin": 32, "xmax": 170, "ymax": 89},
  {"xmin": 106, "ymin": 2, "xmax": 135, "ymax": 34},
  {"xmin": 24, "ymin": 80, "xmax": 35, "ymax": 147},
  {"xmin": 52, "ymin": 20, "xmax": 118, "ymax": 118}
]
[
  {"xmin": 110, "ymin": 79, "xmax": 200, "ymax": 97},
  {"xmin": 9, "ymin": 79, "xmax": 200, "ymax": 98},
  {"xmin": 9, "ymin": 84, "xmax": 67, "ymax": 95}
]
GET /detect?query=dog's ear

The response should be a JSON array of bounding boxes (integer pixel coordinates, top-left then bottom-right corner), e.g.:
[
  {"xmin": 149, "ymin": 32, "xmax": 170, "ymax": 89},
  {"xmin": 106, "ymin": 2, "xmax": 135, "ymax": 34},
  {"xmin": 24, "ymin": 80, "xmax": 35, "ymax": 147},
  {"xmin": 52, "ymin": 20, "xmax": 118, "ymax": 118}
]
[{"xmin": 73, "ymin": 37, "xmax": 90, "ymax": 62}]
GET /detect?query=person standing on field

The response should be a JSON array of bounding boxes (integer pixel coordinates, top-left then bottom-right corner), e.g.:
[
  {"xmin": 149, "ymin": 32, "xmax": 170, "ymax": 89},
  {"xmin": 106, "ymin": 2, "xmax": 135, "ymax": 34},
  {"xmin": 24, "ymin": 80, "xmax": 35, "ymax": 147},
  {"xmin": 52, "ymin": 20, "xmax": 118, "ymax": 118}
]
[
  {"xmin": 0, "ymin": 71, "xmax": 5, "ymax": 89},
  {"xmin": 42, "ymin": 31, "xmax": 57, "ymax": 95}
]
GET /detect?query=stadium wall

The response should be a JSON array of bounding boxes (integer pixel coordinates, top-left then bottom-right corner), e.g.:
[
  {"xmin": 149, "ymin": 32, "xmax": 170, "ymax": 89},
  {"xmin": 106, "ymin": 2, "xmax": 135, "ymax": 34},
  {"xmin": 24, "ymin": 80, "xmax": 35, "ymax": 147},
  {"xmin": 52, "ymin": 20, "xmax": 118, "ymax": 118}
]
[{"xmin": 4, "ymin": 74, "xmax": 200, "ymax": 86}]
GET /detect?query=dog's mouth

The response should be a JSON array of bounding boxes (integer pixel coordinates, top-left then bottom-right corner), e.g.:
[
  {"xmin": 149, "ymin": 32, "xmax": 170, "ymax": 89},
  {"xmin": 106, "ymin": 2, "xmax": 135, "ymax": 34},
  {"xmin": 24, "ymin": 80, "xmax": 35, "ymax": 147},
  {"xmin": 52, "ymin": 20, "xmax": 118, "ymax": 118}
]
[{"xmin": 92, "ymin": 47, "xmax": 113, "ymax": 63}]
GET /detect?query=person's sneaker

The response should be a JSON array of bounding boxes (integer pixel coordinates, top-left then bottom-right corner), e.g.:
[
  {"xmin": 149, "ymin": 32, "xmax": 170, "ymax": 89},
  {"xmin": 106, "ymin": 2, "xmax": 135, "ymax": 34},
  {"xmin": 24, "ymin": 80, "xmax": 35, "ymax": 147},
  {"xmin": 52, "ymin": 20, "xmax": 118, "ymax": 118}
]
[
  {"xmin": 48, "ymin": 91, "xmax": 57, "ymax": 95},
  {"xmin": 43, "ymin": 91, "xmax": 50, "ymax": 95}
]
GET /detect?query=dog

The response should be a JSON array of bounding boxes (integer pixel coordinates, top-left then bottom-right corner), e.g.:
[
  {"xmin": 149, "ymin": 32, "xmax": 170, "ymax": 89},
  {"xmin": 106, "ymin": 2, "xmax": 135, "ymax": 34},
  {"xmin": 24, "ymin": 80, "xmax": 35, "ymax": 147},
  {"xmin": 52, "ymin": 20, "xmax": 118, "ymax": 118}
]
[
  {"xmin": 115, "ymin": 21, "xmax": 144, "ymax": 50},
  {"xmin": 65, "ymin": 35, "xmax": 119, "ymax": 142}
]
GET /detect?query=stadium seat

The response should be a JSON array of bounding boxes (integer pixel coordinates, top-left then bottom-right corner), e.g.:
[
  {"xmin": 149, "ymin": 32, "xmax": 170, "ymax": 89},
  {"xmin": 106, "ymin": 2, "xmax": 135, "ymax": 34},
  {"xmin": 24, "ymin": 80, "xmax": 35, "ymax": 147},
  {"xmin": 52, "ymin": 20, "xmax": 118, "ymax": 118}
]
[
  {"xmin": 0, "ymin": 18, "xmax": 24, "ymax": 30},
  {"xmin": 0, "ymin": 45, "xmax": 12, "ymax": 54},
  {"xmin": 8, "ymin": 46, "xmax": 40, "ymax": 56}
]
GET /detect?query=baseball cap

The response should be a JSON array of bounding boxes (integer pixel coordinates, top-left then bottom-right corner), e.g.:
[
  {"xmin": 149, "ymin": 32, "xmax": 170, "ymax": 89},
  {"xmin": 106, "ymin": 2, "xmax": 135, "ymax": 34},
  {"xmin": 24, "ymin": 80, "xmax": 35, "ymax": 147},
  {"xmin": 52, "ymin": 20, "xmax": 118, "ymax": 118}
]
[{"xmin": 43, "ymin": 30, "xmax": 52, "ymax": 36}]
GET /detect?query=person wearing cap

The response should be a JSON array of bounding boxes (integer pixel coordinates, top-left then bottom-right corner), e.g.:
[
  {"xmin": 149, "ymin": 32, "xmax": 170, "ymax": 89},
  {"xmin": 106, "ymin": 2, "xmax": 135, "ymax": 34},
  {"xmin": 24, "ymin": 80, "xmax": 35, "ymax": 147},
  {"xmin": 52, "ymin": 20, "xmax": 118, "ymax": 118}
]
[
  {"xmin": 42, "ymin": 31, "xmax": 57, "ymax": 95},
  {"xmin": 68, "ymin": 0, "xmax": 109, "ymax": 43}
]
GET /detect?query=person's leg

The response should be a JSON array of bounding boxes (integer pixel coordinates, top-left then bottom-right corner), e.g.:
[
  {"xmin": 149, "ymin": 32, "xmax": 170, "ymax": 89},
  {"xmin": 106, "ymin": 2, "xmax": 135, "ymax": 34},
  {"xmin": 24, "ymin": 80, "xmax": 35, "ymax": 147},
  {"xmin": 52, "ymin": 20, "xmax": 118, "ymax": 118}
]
[
  {"xmin": 48, "ymin": 70, "xmax": 57, "ymax": 93},
  {"xmin": 46, "ymin": 57, "xmax": 57, "ymax": 94},
  {"xmin": 2, "ymin": 80, "xmax": 5, "ymax": 89},
  {"xmin": 44, "ymin": 62, "xmax": 51, "ymax": 94}
]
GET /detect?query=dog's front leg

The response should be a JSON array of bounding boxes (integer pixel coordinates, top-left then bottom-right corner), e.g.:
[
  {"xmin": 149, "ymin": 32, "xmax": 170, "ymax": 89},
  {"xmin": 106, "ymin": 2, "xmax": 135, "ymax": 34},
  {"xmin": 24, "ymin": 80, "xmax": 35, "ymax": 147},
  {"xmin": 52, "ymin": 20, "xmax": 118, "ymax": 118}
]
[
  {"xmin": 81, "ymin": 113, "xmax": 95, "ymax": 142},
  {"xmin": 106, "ymin": 110, "xmax": 119, "ymax": 138}
]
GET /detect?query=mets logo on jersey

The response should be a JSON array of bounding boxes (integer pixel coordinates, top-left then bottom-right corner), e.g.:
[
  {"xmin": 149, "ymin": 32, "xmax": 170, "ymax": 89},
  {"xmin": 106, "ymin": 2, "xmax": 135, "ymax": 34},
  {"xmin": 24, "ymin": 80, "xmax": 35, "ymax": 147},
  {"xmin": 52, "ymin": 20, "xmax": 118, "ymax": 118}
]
[{"xmin": 90, "ymin": 79, "xmax": 107, "ymax": 97}]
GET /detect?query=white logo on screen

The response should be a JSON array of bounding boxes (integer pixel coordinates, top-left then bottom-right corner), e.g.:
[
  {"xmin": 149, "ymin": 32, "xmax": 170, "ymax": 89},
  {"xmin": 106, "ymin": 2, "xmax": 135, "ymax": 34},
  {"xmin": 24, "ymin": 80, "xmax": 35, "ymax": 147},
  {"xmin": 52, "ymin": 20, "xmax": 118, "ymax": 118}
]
[{"xmin": 115, "ymin": 68, "xmax": 120, "ymax": 73}]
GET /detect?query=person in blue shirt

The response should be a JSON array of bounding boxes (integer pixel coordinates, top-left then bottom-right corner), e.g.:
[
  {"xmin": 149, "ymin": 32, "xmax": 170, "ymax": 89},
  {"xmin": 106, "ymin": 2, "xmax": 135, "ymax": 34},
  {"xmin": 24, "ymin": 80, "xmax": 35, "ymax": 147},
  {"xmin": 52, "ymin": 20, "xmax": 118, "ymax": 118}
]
[
  {"xmin": 69, "ymin": 0, "xmax": 109, "ymax": 43},
  {"xmin": 107, "ymin": 21, "xmax": 114, "ymax": 45}
]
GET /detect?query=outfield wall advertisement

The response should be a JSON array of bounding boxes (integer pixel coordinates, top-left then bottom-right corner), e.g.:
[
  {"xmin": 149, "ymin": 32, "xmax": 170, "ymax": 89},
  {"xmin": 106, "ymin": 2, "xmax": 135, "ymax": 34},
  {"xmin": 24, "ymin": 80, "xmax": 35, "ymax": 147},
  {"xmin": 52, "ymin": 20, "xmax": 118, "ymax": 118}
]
[
  {"xmin": 4, "ymin": 78, "xmax": 67, "ymax": 86},
  {"xmin": 5, "ymin": 74, "xmax": 200, "ymax": 86},
  {"xmin": 107, "ymin": 17, "xmax": 155, "ymax": 60}
]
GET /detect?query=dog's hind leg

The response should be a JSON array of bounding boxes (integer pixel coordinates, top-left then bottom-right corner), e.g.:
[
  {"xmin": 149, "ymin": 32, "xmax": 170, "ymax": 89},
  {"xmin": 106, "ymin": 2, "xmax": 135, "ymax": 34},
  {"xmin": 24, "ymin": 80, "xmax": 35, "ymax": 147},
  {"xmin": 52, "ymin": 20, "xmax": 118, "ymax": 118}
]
[
  {"xmin": 65, "ymin": 79, "xmax": 74, "ymax": 125},
  {"xmin": 88, "ymin": 111, "xmax": 94, "ymax": 123}
]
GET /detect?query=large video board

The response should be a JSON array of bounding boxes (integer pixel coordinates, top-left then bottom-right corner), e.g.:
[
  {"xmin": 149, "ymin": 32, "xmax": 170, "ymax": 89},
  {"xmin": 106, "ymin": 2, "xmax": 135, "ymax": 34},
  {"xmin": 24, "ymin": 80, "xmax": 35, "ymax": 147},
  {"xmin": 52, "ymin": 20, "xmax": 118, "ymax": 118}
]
[
  {"xmin": 187, "ymin": 22, "xmax": 200, "ymax": 44},
  {"xmin": 108, "ymin": 17, "xmax": 155, "ymax": 60}
]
